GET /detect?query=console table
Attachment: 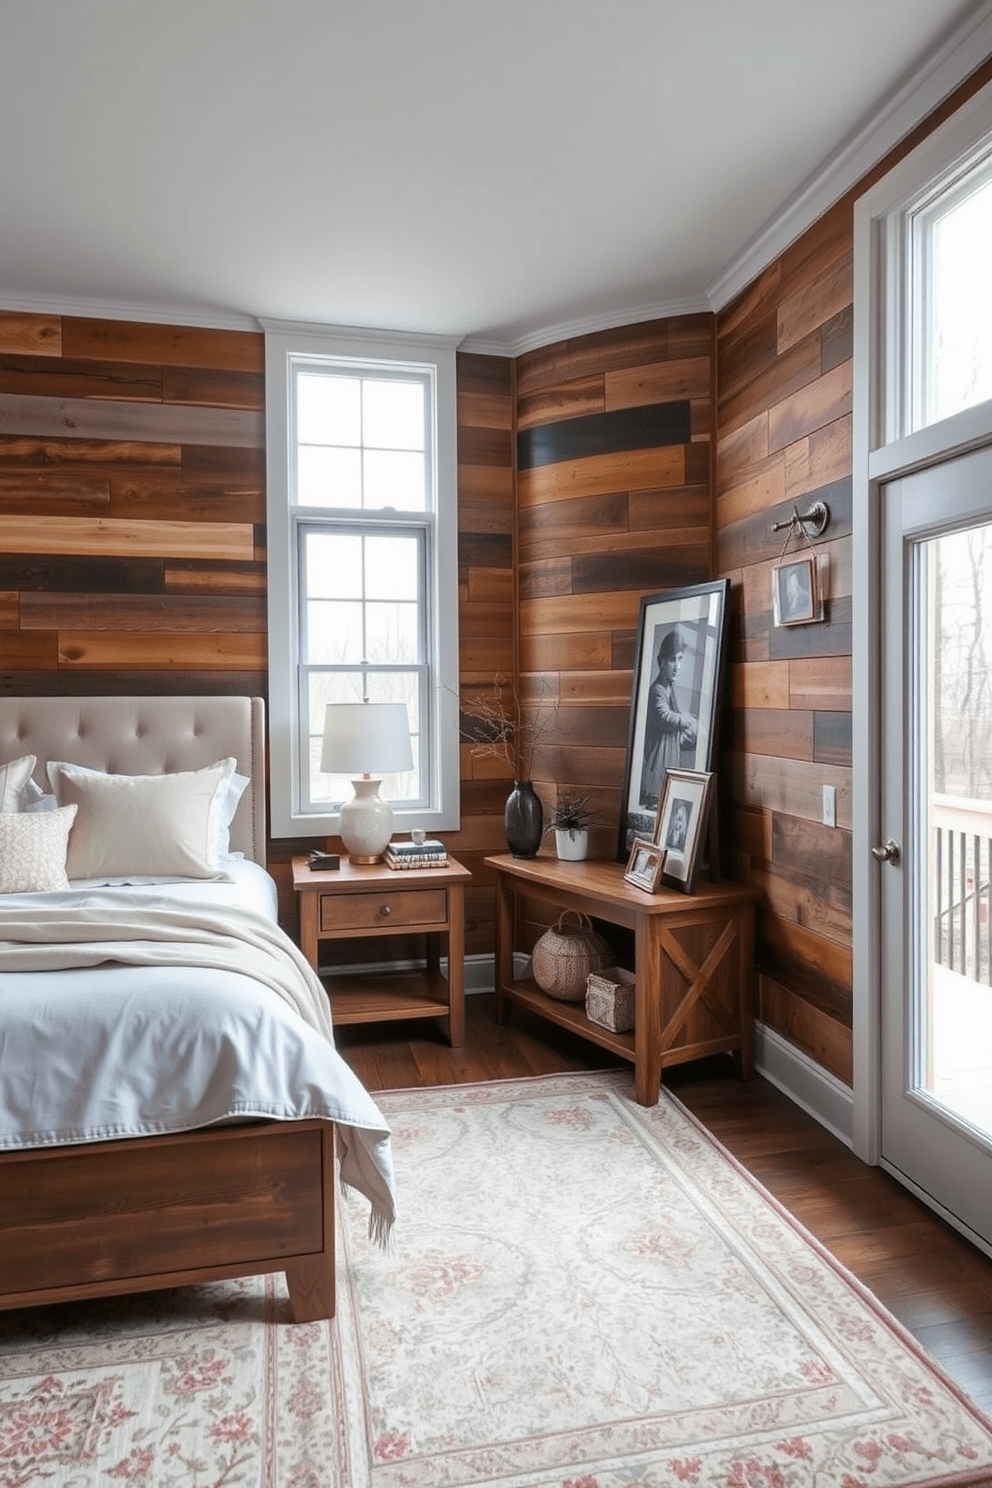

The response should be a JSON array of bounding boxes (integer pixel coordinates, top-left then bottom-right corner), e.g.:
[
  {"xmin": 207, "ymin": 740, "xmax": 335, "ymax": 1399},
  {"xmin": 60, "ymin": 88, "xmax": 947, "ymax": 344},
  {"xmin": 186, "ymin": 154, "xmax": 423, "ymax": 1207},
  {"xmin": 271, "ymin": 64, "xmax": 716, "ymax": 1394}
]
[{"xmin": 486, "ymin": 853, "xmax": 758, "ymax": 1106}]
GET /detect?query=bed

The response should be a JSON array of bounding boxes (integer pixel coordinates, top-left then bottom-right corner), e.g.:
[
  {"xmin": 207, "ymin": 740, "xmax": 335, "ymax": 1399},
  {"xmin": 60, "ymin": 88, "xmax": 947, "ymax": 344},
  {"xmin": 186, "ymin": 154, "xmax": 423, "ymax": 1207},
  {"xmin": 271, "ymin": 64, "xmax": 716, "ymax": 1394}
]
[{"xmin": 0, "ymin": 694, "xmax": 394, "ymax": 1323}]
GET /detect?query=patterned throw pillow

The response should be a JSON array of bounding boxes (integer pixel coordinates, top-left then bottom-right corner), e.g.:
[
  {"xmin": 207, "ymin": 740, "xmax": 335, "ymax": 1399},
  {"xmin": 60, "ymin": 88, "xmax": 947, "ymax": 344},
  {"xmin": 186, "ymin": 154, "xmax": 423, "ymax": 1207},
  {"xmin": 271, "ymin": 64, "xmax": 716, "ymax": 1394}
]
[
  {"xmin": 0, "ymin": 804, "xmax": 77, "ymax": 893},
  {"xmin": 0, "ymin": 755, "xmax": 37, "ymax": 813}
]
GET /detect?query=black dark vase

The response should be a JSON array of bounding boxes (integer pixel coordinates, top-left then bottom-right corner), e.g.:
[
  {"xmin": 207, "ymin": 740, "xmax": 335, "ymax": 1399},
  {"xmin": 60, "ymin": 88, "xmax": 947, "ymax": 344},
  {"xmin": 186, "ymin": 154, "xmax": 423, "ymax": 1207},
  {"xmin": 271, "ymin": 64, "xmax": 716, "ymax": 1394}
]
[{"xmin": 504, "ymin": 780, "xmax": 543, "ymax": 858}]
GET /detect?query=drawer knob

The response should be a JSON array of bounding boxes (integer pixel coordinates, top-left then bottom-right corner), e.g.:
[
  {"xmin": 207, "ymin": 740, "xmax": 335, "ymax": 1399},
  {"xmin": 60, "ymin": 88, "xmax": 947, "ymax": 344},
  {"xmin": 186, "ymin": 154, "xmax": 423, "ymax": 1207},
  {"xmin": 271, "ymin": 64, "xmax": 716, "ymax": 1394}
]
[{"xmin": 379, "ymin": 904, "xmax": 392, "ymax": 917}]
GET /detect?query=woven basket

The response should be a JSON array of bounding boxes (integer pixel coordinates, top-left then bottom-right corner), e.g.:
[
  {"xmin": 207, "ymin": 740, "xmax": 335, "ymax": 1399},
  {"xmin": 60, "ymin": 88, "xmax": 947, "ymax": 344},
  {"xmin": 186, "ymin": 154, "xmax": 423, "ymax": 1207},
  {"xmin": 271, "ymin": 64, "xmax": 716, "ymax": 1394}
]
[
  {"xmin": 531, "ymin": 910, "xmax": 613, "ymax": 1002},
  {"xmin": 586, "ymin": 967, "xmax": 636, "ymax": 1032}
]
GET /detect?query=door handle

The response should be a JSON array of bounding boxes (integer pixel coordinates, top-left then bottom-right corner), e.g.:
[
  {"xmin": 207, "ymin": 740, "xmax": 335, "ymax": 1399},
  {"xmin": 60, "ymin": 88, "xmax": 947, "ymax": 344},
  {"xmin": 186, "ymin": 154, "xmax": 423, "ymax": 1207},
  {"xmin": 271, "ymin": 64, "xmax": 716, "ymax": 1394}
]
[{"xmin": 872, "ymin": 839, "xmax": 901, "ymax": 864}]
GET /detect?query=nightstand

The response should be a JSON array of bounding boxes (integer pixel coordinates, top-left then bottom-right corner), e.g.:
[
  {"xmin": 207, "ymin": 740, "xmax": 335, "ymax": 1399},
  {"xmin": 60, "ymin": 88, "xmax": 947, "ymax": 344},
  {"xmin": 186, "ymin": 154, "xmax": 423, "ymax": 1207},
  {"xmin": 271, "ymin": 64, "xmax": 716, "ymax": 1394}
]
[{"xmin": 292, "ymin": 854, "xmax": 472, "ymax": 1047}]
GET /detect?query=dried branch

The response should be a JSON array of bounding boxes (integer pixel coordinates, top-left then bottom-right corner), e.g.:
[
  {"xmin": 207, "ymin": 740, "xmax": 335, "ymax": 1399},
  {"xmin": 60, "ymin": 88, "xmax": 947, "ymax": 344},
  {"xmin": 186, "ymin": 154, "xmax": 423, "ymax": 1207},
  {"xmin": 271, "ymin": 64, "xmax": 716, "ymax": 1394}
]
[{"xmin": 458, "ymin": 673, "xmax": 559, "ymax": 781}]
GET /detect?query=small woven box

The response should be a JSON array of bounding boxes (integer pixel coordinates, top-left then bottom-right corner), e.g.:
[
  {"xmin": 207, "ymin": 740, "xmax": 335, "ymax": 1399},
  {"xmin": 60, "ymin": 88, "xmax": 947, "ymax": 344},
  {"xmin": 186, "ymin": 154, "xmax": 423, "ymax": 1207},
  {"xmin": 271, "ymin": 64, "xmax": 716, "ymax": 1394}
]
[{"xmin": 585, "ymin": 967, "xmax": 636, "ymax": 1033}]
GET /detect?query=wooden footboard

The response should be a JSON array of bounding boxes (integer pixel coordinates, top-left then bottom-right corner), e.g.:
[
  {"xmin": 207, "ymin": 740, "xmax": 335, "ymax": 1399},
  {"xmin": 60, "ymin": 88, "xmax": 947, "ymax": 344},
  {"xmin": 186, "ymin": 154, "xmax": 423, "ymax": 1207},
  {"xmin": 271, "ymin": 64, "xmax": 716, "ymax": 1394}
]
[{"xmin": 0, "ymin": 1119, "xmax": 335, "ymax": 1323}]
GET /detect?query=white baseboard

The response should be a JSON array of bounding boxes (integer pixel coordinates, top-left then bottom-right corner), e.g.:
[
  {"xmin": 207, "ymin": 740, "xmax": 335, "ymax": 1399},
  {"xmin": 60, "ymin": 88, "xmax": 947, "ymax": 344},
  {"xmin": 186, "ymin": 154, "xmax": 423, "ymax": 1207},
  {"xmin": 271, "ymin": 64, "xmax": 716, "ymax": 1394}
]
[{"xmin": 754, "ymin": 1021, "xmax": 854, "ymax": 1149}]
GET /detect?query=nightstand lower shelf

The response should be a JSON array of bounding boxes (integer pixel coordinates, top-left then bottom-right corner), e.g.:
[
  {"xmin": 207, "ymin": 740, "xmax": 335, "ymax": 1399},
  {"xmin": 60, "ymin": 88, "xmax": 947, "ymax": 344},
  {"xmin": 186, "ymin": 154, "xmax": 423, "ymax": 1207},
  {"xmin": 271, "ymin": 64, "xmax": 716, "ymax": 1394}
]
[{"xmin": 321, "ymin": 969, "xmax": 453, "ymax": 1026}]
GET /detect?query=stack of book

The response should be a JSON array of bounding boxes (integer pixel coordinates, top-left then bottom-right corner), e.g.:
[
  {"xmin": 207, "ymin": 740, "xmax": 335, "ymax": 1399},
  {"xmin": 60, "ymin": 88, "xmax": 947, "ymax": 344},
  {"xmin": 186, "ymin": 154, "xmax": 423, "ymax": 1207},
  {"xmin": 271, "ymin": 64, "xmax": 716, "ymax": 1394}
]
[{"xmin": 385, "ymin": 838, "xmax": 448, "ymax": 870}]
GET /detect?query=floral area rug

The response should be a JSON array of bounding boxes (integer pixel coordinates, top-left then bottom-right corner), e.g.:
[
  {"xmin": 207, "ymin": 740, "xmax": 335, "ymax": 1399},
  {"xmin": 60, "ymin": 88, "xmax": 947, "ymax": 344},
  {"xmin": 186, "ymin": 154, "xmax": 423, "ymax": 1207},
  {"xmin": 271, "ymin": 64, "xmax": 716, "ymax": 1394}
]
[{"xmin": 2, "ymin": 1072, "xmax": 992, "ymax": 1488}]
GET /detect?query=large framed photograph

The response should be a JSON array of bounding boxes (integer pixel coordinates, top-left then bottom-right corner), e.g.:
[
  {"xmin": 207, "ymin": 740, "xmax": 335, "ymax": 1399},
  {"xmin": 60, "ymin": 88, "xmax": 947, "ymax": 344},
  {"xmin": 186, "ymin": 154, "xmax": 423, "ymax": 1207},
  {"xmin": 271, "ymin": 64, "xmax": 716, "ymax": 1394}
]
[
  {"xmin": 654, "ymin": 769, "xmax": 714, "ymax": 894},
  {"xmin": 623, "ymin": 837, "xmax": 664, "ymax": 893},
  {"xmin": 617, "ymin": 580, "xmax": 730, "ymax": 859}
]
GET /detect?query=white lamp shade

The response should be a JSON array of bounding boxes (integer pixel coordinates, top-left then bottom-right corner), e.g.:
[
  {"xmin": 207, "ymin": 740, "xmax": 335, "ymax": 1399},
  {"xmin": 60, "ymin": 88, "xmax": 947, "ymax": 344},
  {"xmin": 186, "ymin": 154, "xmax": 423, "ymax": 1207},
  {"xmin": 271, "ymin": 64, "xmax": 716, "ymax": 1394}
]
[
  {"xmin": 320, "ymin": 702, "xmax": 413, "ymax": 862},
  {"xmin": 320, "ymin": 702, "xmax": 413, "ymax": 777}
]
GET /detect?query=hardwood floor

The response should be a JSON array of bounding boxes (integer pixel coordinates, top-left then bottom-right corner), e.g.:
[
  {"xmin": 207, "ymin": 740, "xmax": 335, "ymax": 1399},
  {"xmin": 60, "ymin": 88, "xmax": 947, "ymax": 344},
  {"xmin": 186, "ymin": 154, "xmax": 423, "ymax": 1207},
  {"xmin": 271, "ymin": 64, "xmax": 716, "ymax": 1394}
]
[{"xmin": 336, "ymin": 994, "xmax": 992, "ymax": 1414}]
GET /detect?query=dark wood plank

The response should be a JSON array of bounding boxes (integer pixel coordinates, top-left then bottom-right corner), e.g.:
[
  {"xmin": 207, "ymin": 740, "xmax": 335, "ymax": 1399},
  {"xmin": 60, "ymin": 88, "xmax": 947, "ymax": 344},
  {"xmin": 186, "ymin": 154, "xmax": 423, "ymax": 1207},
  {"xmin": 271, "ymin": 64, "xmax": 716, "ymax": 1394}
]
[
  {"xmin": 517, "ymin": 401, "xmax": 691, "ymax": 470},
  {"xmin": 814, "ymin": 709, "xmax": 853, "ymax": 766},
  {"xmin": 110, "ymin": 476, "xmax": 265, "ymax": 525},
  {"xmin": 0, "ymin": 473, "xmax": 109, "ymax": 514},
  {"xmin": 0, "ymin": 553, "xmax": 165, "ymax": 593},
  {"xmin": 0, "ymin": 354, "xmax": 163, "ymax": 401},
  {"xmin": 718, "ymin": 476, "xmax": 852, "ymax": 571},
  {"xmin": 181, "ymin": 444, "xmax": 266, "ymax": 482},
  {"xmin": 20, "ymin": 592, "xmax": 267, "ymax": 632},
  {"xmin": 572, "ymin": 547, "xmax": 709, "ymax": 594},
  {"xmin": 0, "ymin": 669, "xmax": 268, "ymax": 698},
  {"xmin": 757, "ymin": 908, "xmax": 853, "ymax": 1023}
]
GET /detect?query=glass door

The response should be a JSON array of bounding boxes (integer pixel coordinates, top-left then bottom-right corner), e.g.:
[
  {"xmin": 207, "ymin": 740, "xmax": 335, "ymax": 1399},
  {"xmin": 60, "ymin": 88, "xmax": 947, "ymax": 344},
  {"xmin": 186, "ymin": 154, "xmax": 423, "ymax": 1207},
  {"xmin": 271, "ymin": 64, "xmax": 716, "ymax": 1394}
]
[{"xmin": 880, "ymin": 442, "xmax": 992, "ymax": 1246}]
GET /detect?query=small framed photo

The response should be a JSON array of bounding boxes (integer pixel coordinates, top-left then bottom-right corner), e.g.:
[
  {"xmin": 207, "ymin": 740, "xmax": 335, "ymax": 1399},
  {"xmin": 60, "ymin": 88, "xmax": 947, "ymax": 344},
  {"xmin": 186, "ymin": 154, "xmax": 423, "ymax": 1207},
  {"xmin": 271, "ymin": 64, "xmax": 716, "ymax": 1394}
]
[
  {"xmin": 624, "ymin": 837, "xmax": 664, "ymax": 893},
  {"xmin": 653, "ymin": 768, "xmax": 714, "ymax": 893},
  {"xmin": 772, "ymin": 555, "xmax": 820, "ymax": 626}
]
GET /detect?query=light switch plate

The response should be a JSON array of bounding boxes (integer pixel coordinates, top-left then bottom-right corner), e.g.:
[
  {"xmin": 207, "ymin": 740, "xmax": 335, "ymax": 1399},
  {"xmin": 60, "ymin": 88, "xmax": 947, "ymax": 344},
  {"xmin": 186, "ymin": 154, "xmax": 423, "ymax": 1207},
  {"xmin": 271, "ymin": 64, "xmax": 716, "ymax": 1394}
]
[{"xmin": 822, "ymin": 784, "xmax": 836, "ymax": 828}]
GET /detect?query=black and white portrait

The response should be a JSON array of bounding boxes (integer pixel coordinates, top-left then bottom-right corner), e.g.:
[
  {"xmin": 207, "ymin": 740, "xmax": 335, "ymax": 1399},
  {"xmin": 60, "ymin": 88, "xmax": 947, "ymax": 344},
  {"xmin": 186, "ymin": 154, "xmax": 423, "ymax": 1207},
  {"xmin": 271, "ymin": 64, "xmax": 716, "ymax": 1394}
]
[
  {"xmin": 618, "ymin": 582, "xmax": 730, "ymax": 859},
  {"xmin": 665, "ymin": 796, "xmax": 692, "ymax": 854},
  {"xmin": 774, "ymin": 557, "xmax": 818, "ymax": 626}
]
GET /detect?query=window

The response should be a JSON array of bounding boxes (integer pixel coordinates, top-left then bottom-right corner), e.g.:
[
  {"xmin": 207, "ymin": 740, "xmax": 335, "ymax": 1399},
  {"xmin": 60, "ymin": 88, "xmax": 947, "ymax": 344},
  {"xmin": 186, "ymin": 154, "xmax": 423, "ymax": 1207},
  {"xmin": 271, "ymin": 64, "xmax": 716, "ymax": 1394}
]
[
  {"xmin": 864, "ymin": 81, "xmax": 992, "ymax": 451},
  {"xmin": 264, "ymin": 323, "xmax": 460, "ymax": 838},
  {"xmin": 913, "ymin": 162, "xmax": 992, "ymax": 430}
]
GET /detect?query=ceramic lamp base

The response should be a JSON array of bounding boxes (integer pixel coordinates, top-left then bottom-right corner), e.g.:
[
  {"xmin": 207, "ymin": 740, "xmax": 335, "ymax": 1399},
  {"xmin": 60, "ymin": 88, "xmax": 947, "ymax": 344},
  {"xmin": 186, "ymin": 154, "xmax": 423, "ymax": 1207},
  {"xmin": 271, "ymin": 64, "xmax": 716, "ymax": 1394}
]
[{"xmin": 340, "ymin": 777, "xmax": 394, "ymax": 863}]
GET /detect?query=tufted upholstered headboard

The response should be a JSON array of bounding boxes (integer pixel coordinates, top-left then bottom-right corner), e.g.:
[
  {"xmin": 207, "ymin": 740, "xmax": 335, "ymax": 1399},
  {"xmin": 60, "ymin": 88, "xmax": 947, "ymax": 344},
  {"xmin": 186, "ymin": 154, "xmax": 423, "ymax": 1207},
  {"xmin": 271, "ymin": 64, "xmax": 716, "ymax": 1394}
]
[{"xmin": 0, "ymin": 695, "xmax": 267, "ymax": 866}]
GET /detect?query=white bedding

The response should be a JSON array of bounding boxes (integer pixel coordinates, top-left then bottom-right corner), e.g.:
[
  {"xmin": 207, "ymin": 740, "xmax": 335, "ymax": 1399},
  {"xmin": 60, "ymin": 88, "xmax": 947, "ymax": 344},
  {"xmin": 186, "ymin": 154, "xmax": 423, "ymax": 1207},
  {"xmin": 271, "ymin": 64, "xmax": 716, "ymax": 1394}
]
[{"xmin": 0, "ymin": 858, "xmax": 395, "ymax": 1238}]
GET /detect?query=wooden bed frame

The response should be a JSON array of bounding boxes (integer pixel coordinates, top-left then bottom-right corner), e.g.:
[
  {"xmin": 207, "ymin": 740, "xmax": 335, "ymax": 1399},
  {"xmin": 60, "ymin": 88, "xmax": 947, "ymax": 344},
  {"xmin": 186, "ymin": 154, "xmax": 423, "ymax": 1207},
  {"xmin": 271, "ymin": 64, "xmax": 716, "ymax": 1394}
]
[{"xmin": 0, "ymin": 695, "xmax": 336, "ymax": 1323}]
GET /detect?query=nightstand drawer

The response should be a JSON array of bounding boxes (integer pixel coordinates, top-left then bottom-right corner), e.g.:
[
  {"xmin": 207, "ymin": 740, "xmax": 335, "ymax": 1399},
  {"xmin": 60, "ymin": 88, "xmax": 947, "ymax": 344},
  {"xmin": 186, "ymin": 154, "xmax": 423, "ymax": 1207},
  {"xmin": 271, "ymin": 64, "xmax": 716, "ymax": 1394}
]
[{"xmin": 318, "ymin": 888, "xmax": 447, "ymax": 933}]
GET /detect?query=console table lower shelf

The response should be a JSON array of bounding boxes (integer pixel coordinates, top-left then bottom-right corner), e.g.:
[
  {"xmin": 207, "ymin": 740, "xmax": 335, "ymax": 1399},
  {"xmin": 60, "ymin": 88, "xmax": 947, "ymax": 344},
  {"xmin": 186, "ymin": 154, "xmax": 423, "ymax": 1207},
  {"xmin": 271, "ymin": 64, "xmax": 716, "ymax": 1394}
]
[{"xmin": 486, "ymin": 853, "xmax": 758, "ymax": 1107}]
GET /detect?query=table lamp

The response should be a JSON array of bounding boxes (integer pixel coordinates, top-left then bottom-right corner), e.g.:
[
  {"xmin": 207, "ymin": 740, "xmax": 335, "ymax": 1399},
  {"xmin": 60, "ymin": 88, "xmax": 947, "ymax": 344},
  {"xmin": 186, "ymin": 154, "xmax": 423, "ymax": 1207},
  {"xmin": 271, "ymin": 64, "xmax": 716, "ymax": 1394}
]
[{"xmin": 320, "ymin": 701, "xmax": 414, "ymax": 863}]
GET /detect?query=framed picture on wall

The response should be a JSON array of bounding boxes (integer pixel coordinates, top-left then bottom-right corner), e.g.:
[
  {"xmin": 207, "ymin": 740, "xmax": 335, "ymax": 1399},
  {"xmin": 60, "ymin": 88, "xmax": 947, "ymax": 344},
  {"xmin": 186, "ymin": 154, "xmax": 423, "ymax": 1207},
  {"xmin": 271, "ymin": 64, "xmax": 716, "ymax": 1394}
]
[
  {"xmin": 617, "ymin": 580, "xmax": 730, "ymax": 859},
  {"xmin": 772, "ymin": 555, "xmax": 822, "ymax": 626}
]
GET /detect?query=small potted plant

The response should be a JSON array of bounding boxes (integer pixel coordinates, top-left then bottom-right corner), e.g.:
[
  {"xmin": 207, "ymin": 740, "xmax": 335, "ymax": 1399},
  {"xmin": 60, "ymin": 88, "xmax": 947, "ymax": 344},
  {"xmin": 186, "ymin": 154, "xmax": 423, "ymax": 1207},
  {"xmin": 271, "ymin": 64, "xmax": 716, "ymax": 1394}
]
[{"xmin": 547, "ymin": 792, "xmax": 597, "ymax": 861}]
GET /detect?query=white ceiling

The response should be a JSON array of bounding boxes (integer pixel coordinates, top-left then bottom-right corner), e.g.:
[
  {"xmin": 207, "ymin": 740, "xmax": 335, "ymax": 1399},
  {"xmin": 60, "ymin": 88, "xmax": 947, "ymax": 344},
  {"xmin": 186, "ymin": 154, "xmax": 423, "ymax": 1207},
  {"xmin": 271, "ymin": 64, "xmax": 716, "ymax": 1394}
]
[{"xmin": 1, "ymin": 1, "xmax": 989, "ymax": 354}]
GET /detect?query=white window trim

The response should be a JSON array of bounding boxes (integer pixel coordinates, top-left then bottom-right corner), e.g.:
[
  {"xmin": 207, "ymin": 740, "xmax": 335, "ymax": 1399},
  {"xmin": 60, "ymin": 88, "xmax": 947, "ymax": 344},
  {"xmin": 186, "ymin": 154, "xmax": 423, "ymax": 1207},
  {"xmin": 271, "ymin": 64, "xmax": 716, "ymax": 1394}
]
[
  {"xmin": 852, "ymin": 78, "xmax": 992, "ymax": 1164},
  {"xmin": 262, "ymin": 320, "xmax": 461, "ymax": 839}
]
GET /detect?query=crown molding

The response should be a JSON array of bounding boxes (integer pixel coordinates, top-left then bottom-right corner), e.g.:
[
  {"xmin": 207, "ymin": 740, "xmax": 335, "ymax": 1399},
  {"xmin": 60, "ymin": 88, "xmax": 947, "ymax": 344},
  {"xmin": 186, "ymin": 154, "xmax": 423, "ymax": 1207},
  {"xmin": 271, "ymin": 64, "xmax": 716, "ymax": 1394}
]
[
  {"xmin": 0, "ymin": 289, "xmax": 261, "ymax": 333},
  {"xmin": 258, "ymin": 317, "xmax": 463, "ymax": 352},
  {"xmin": 460, "ymin": 293, "xmax": 711, "ymax": 360},
  {"xmin": 707, "ymin": 0, "xmax": 992, "ymax": 311}
]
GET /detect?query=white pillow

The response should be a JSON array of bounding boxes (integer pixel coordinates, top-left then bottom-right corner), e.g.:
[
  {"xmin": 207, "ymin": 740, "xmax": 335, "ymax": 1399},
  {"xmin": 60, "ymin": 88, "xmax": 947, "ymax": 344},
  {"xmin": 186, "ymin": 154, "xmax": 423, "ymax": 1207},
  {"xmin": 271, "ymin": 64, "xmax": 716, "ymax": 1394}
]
[
  {"xmin": 216, "ymin": 770, "xmax": 250, "ymax": 855},
  {"xmin": 0, "ymin": 755, "xmax": 37, "ymax": 813},
  {"xmin": 46, "ymin": 758, "xmax": 238, "ymax": 881},
  {"xmin": 0, "ymin": 804, "xmax": 77, "ymax": 893}
]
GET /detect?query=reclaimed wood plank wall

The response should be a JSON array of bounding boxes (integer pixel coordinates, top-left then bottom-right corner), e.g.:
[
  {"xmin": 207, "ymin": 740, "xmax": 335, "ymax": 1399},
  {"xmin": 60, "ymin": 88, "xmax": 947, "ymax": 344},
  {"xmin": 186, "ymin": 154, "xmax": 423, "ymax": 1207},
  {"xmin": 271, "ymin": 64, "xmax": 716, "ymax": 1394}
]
[
  {"xmin": 455, "ymin": 351, "xmax": 516, "ymax": 952},
  {"xmin": 714, "ymin": 204, "xmax": 855, "ymax": 1085},
  {"xmin": 0, "ymin": 313, "xmax": 267, "ymax": 692},
  {"xmin": 711, "ymin": 57, "xmax": 992, "ymax": 1088},
  {"xmin": 514, "ymin": 315, "xmax": 713, "ymax": 858},
  {"xmin": 0, "ymin": 318, "xmax": 509, "ymax": 949}
]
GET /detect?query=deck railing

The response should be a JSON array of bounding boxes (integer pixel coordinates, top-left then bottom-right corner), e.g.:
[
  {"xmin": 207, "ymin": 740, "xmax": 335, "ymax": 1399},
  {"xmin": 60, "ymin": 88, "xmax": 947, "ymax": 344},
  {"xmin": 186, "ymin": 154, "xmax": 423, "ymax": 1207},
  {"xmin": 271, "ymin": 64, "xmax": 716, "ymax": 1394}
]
[{"xmin": 933, "ymin": 796, "xmax": 992, "ymax": 984}]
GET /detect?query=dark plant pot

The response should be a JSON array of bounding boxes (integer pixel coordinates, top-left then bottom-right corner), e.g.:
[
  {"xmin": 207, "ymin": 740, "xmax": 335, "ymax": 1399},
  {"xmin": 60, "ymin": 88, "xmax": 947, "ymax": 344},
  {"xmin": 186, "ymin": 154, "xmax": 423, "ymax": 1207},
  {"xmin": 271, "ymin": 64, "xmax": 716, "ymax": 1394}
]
[{"xmin": 504, "ymin": 780, "xmax": 543, "ymax": 858}]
